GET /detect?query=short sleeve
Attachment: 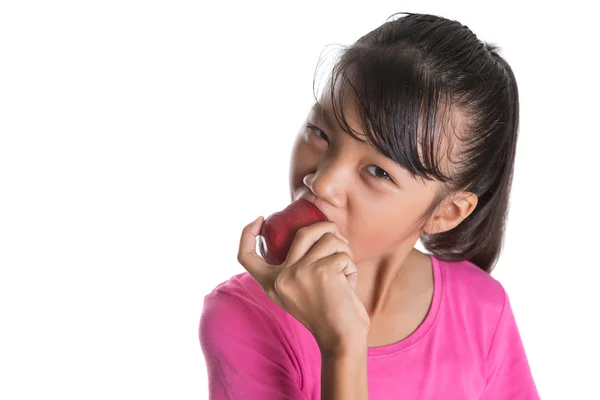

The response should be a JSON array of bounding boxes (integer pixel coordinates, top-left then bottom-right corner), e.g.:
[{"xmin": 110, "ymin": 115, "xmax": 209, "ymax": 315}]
[
  {"xmin": 480, "ymin": 289, "xmax": 540, "ymax": 400},
  {"xmin": 199, "ymin": 289, "xmax": 308, "ymax": 400}
]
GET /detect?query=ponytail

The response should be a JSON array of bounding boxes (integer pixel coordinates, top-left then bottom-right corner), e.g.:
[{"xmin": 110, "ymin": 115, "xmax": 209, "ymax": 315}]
[{"xmin": 421, "ymin": 46, "xmax": 520, "ymax": 273}]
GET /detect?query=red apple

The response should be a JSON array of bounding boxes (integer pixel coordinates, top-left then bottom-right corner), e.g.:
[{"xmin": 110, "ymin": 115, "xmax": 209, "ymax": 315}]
[{"xmin": 258, "ymin": 199, "xmax": 328, "ymax": 265}]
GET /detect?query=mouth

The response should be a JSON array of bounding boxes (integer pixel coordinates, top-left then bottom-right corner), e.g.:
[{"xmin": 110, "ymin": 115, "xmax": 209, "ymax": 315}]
[
  {"xmin": 296, "ymin": 194, "xmax": 346, "ymax": 236},
  {"xmin": 298, "ymin": 194, "xmax": 326, "ymax": 217}
]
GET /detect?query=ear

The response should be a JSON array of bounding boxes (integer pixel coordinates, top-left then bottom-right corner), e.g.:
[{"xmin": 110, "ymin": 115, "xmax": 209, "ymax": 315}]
[{"xmin": 423, "ymin": 191, "xmax": 478, "ymax": 235}]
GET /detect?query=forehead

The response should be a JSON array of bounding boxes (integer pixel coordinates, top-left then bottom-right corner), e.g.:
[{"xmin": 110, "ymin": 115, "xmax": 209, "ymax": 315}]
[{"xmin": 311, "ymin": 93, "xmax": 368, "ymax": 141}]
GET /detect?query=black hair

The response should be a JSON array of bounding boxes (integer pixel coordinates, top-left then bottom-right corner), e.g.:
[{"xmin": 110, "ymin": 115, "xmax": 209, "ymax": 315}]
[{"xmin": 311, "ymin": 12, "xmax": 519, "ymax": 273}]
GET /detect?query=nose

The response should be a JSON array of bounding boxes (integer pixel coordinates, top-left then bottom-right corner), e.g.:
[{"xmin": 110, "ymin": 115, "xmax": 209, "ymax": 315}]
[{"xmin": 302, "ymin": 158, "xmax": 350, "ymax": 208}]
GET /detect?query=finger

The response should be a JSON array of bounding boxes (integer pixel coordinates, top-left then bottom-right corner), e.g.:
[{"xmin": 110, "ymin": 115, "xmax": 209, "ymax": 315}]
[
  {"xmin": 284, "ymin": 221, "xmax": 349, "ymax": 267},
  {"xmin": 346, "ymin": 270, "xmax": 358, "ymax": 291},
  {"xmin": 313, "ymin": 251, "xmax": 357, "ymax": 280},
  {"xmin": 340, "ymin": 257, "xmax": 359, "ymax": 291},
  {"xmin": 302, "ymin": 232, "xmax": 354, "ymax": 265},
  {"xmin": 237, "ymin": 216, "xmax": 276, "ymax": 289}
]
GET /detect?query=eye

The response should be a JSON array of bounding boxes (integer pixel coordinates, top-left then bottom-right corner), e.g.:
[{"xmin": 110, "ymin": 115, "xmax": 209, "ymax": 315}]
[
  {"xmin": 365, "ymin": 165, "xmax": 394, "ymax": 182},
  {"xmin": 306, "ymin": 124, "xmax": 330, "ymax": 144}
]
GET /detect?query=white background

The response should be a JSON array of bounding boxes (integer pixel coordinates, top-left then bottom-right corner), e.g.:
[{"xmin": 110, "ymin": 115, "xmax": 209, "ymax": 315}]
[{"xmin": 1, "ymin": 1, "xmax": 598, "ymax": 399}]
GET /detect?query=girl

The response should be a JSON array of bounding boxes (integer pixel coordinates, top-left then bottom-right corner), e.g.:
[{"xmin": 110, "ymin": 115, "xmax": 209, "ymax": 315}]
[{"xmin": 199, "ymin": 12, "xmax": 539, "ymax": 399}]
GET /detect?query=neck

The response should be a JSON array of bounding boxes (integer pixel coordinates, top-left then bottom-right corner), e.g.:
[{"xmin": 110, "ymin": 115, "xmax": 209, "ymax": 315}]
[{"xmin": 354, "ymin": 243, "xmax": 421, "ymax": 320}]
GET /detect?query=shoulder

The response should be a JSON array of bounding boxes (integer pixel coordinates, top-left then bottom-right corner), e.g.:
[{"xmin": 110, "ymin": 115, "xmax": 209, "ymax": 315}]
[
  {"xmin": 202, "ymin": 272, "xmax": 289, "ymax": 321},
  {"xmin": 199, "ymin": 273, "xmax": 307, "ymax": 392},
  {"xmin": 438, "ymin": 257, "xmax": 507, "ymax": 305},
  {"xmin": 435, "ymin": 256, "xmax": 508, "ymax": 328},
  {"xmin": 200, "ymin": 272, "xmax": 295, "ymax": 341}
]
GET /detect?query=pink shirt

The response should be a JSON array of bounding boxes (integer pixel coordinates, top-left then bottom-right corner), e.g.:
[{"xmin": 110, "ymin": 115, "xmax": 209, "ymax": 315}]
[{"xmin": 199, "ymin": 255, "xmax": 540, "ymax": 399}]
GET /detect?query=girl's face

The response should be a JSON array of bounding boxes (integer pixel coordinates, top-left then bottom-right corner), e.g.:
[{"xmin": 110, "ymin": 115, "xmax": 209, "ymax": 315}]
[{"xmin": 288, "ymin": 93, "xmax": 445, "ymax": 264}]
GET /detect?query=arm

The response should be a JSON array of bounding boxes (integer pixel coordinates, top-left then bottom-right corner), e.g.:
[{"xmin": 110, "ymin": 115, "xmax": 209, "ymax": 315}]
[
  {"xmin": 480, "ymin": 290, "xmax": 540, "ymax": 400},
  {"xmin": 199, "ymin": 290, "xmax": 308, "ymax": 400},
  {"xmin": 236, "ymin": 215, "xmax": 372, "ymax": 399},
  {"xmin": 321, "ymin": 343, "xmax": 369, "ymax": 400}
]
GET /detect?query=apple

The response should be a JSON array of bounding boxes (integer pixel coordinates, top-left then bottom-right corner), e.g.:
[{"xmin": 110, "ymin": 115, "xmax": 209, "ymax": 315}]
[{"xmin": 258, "ymin": 199, "xmax": 328, "ymax": 265}]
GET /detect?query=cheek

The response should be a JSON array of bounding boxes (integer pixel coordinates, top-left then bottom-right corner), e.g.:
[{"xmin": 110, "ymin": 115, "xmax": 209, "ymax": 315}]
[
  {"xmin": 347, "ymin": 197, "xmax": 426, "ymax": 260},
  {"xmin": 350, "ymin": 214, "xmax": 409, "ymax": 259}
]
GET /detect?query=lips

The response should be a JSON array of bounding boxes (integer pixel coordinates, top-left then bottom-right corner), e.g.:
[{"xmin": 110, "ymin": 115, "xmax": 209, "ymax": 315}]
[
  {"xmin": 298, "ymin": 195, "xmax": 329, "ymax": 221},
  {"xmin": 297, "ymin": 194, "xmax": 350, "ymax": 238}
]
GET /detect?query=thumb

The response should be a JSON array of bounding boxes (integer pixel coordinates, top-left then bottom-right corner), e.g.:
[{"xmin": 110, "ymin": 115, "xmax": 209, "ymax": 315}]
[{"xmin": 237, "ymin": 216, "xmax": 273, "ymax": 288}]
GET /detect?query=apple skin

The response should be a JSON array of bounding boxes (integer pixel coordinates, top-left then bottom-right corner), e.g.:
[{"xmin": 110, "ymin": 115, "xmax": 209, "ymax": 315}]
[{"xmin": 258, "ymin": 199, "xmax": 328, "ymax": 265}]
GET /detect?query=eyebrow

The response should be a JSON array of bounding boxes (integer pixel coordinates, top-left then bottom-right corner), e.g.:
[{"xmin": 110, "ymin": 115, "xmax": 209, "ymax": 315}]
[{"xmin": 310, "ymin": 102, "xmax": 336, "ymax": 131}]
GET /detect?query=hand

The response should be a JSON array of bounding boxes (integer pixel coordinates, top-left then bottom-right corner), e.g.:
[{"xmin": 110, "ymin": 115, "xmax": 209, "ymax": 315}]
[{"xmin": 238, "ymin": 216, "xmax": 370, "ymax": 354}]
